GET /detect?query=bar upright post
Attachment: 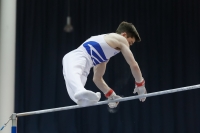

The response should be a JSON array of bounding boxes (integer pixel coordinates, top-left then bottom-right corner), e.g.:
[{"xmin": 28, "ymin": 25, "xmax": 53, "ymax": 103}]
[{"xmin": 11, "ymin": 113, "xmax": 17, "ymax": 133}]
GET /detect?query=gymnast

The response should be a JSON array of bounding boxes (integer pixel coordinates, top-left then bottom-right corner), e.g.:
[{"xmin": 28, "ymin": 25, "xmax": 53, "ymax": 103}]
[{"xmin": 62, "ymin": 21, "xmax": 147, "ymax": 108}]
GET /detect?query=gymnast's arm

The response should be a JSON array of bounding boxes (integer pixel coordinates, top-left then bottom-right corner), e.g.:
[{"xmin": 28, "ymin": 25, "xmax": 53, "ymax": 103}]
[
  {"xmin": 118, "ymin": 37, "xmax": 147, "ymax": 102},
  {"xmin": 93, "ymin": 61, "xmax": 111, "ymax": 94},
  {"xmin": 119, "ymin": 39, "xmax": 144, "ymax": 83}
]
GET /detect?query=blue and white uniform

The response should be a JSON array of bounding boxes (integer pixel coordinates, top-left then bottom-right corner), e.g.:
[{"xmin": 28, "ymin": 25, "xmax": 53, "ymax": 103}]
[
  {"xmin": 80, "ymin": 35, "xmax": 120, "ymax": 66},
  {"xmin": 62, "ymin": 34, "xmax": 120, "ymax": 105}
]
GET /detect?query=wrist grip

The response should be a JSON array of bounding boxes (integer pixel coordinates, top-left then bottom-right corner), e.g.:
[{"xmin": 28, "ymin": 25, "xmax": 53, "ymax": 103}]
[
  {"xmin": 135, "ymin": 79, "xmax": 145, "ymax": 87},
  {"xmin": 105, "ymin": 89, "xmax": 114, "ymax": 98}
]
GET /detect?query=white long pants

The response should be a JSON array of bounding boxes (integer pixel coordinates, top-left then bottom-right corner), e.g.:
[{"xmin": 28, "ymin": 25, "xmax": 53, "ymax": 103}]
[{"xmin": 62, "ymin": 49, "xmax": 101, "ymax": 105}]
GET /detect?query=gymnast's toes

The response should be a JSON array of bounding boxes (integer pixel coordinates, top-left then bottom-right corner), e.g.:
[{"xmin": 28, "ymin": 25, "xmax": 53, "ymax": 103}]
[{"xmin": 74, "ymin": 90, "xmax": 101, "ymax": 101}]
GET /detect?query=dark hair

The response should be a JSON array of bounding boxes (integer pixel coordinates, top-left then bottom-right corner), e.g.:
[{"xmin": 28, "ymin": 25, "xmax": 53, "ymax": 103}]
[{"xmin": 116, "ymin": 21, "xmax": 141, "ymax": 42}]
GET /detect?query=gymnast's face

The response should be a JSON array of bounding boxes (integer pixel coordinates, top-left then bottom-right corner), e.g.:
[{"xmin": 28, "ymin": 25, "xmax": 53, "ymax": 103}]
[{"xmin": 121, "ymin": 32, "xmax": 135, "ymax": 46}]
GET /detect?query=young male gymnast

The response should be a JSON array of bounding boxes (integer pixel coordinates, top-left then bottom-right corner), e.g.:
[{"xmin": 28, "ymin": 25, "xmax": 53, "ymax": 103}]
[{"xmin": 62, "ymin": 21, "xmax": 147, "ymax": 108}]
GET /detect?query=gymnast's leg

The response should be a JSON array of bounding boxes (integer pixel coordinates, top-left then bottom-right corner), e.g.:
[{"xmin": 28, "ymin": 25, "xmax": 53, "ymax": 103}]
[{"xmin": 62, "ymin": 53, "xmax": 101, "ymax": 106}]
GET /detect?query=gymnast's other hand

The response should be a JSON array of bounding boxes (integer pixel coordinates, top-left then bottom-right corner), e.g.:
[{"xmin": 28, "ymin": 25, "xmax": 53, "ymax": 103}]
[
  {"xmin": 133, "ymin": 79, "xmax": 147, "ymax": 102},
  {"xmin": 105, "ymin": 89, "xmax": 122, "ymax": 108}
]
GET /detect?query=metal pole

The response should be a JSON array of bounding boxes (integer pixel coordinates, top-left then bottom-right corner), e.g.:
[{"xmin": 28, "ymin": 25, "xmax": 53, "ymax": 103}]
[
  {"xmin": 16, "ymin": 84, "xmax": 200, "ymax": 117},
  {"xmin": 11, "ymin": 114, "xmax": 17, "ymax": 133},
  {"xmin": 0, "ymin": 84, "xmax": 200, "ymax": 132}
]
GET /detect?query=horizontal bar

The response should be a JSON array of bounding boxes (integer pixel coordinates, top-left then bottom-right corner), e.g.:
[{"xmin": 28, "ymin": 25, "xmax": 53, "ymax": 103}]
[{"xmin": 17, "ymin": 84, "xmax": 200, "ymax": 117}]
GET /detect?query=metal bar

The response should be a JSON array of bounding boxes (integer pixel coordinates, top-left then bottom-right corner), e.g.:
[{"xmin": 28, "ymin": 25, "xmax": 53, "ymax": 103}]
[{"xmin": 16, "ymin": 84, "xmax": 200, "ymax": 117}]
